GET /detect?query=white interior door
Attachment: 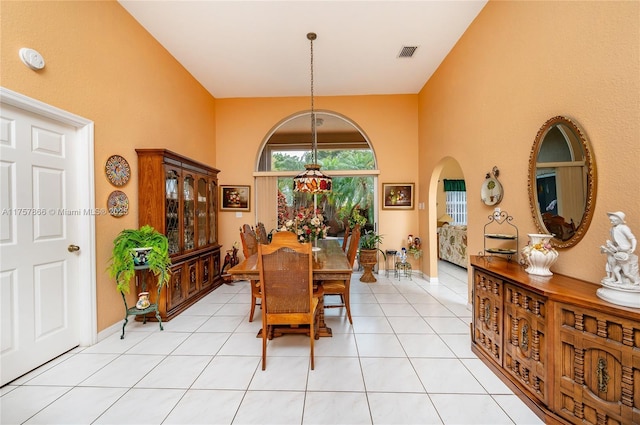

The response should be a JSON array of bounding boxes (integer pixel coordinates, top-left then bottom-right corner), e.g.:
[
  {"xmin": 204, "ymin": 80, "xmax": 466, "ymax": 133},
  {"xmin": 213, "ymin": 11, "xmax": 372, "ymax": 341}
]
[{"xmin": 1, "ymin": 92, "xmax": 95, "ymax": 386}]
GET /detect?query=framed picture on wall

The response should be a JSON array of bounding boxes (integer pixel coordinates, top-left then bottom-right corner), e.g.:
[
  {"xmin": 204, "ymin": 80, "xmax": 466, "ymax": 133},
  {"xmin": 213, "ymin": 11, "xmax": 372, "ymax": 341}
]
[
  {"xmin": 220, "ymin": 185, "xmax": 250, "ymax": 211},
  {"xmin": 382, "ymin": 183, "xmax": 414, "ymax": 210}
]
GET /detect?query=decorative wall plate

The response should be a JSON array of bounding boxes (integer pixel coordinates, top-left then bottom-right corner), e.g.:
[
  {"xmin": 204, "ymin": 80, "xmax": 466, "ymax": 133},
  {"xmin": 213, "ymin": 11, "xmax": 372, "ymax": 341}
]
[
  {"xmin": 481, "ymin": 166, "xmax": 503, "ymax": 206},
  {"xmin": 105, "ymin": 155, "xmax": 131, "ymax": 187},
  {"xmin": 107, "ymin": 190, "xmax": 129, "ymax": 217}
]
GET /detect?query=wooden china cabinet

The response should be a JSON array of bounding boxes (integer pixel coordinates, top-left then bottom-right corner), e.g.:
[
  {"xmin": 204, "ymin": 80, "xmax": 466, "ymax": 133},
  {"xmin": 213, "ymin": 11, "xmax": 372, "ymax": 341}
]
[
  {"xmin": 136, "ymin": 149, "xmax": 222, "ymax": 321},
  {"xmin": 471, "ymin": 255, "xmax": 640, "ymax": 425}
]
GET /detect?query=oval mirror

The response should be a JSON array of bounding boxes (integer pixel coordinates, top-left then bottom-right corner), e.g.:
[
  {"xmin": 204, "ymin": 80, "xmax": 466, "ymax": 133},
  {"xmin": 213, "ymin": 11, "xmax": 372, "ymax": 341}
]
[{"xmin": 528, "ymin": 116, "xmax": 597, "ymax": 248}]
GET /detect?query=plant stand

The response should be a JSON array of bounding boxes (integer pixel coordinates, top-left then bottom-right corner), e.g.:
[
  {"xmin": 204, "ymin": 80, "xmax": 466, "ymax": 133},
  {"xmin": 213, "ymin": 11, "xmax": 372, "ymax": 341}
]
[
  {"xmin": 120, "ymin": 266, "xmax": 163, "ymax": 339},
  {"xmin": 359, "ymin": 249, "xmax": 378, "ymax": 282},
  {"xmin": 384, "ymin": 250, "xmax": 397, "ymax": 277},
  {"xmin": 395, "ymin": 257, "xmax": 412, "ymax": 281},
  {"xmin": 483, "ymin": 209, "xmax": 519, "ymax": 262}
]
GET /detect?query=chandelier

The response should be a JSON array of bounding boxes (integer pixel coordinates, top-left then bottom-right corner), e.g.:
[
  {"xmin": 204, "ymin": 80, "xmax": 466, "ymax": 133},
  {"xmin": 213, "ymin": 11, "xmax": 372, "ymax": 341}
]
[{"xmin": 293, "ymin": 32, "xmax": 332, "ymax": 194}]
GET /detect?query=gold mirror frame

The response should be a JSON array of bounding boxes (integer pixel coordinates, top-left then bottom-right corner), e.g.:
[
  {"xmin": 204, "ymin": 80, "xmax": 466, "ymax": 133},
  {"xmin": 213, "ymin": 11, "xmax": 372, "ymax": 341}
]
[{"xmin": 527, "ymin": 116, "xmax": 597, "ymax": 249}]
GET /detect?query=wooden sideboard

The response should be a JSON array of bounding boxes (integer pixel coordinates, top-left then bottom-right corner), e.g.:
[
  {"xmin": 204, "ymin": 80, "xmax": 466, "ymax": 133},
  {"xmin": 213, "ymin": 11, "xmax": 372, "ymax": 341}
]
[
  {"xmin": 470, "ymin": 255, "xmax": 640, "ymax": 425},
  {"xmin": 136, "ymin": 149, "xmax": 222, "ymax": 321}
]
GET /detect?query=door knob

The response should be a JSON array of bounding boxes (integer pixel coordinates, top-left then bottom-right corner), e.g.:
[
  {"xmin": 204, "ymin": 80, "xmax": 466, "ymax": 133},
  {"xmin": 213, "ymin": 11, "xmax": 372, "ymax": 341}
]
[{"xmin": 68, "ymin": 244, "xmax": 80, "ymax": 252}]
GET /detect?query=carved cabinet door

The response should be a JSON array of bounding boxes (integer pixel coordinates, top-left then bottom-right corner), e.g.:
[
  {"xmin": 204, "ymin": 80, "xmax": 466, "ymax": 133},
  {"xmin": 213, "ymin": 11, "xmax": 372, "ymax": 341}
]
[
  {"xmin": 555, "ymin": 303, "xmax": 640, "ymax": 425},
  {"xmin": 200, "ymin": 253, "xmax": 213, "ymax": 290},
  {"xmin": 167, "ymin": 262, "xmax": 186, "ymax": 311},
  {"xmin": 473, "ymin": 270, "xmax": 504, "ymax": 366},
  {"xmin": 186, "ymin": 259, "xmax": 199, "ymax": 298},
  {"xmin": 503, "ymin": 283, "xmax": 548, "ymax": 405}
]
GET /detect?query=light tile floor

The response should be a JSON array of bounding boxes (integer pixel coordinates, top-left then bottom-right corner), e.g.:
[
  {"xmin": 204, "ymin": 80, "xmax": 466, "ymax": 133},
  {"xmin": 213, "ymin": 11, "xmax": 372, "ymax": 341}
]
[{"xmin": 1, "ymin": 261, "xmax": 544, "ymax": 424}]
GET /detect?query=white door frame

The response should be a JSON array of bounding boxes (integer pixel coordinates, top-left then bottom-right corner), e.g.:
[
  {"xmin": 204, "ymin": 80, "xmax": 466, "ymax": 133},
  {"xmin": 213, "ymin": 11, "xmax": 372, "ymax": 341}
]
[{"xmin": 1, "ymin": 87, "xmax": 97, "ymax": 347}]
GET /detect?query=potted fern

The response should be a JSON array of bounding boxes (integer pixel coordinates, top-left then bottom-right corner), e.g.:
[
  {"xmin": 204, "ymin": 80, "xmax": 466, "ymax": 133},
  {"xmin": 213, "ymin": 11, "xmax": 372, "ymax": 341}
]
[
  {"xmin": 109, "ymin": 225, "xmax": 171, "ymax": 294},
  {"xmin": 359, "ymin": 230, "xmax": 386, "ymax": 283}
]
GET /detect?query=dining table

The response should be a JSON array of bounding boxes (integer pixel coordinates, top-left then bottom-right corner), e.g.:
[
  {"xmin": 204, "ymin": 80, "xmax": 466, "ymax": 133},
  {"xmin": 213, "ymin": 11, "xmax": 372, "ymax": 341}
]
[{"xmin": 227, "ymin": 238, "xmax": 352, "ymax": 337}]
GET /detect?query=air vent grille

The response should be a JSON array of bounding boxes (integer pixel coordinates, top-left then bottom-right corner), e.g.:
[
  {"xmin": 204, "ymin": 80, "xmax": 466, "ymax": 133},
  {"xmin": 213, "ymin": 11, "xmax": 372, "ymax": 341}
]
[{"xmin": 398, "ymin": 46, "xmax": 418, "ymax": 58}]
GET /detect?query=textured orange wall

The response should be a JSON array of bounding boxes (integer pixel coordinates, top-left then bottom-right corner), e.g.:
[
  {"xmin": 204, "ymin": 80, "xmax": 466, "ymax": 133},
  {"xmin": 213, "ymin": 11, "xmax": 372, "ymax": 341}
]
[
  {"xmin": 1, "ymin": 1, "xmax": 217, "ymax": 331},
  {"xmin": 418, "ymin": 0, "xmax": 640, "ymax": 284},
  {"xmin": 215, "ymin": 95, "xmax": 419, "ymax": 252}
]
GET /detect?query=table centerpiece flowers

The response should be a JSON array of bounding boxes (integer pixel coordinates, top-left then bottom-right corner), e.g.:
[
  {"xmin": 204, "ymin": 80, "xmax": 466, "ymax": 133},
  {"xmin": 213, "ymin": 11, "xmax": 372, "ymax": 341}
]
[{"xmin": 280, "ymin": 206, "xmax": 329, "ymax": 243}]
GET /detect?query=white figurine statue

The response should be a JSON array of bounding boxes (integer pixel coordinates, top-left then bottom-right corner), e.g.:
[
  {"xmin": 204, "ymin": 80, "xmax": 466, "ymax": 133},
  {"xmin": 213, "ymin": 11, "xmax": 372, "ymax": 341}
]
[
  {"xmin": 597, "ymin": 211, "xmax": 640, "ymax": 308},
  {"xmin": 600, "ymin": 211, "xmax": 640, "ymax": 287}
]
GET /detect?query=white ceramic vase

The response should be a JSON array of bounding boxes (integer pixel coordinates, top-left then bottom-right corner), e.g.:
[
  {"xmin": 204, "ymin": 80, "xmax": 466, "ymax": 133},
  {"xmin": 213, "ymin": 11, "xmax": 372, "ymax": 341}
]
[
  {"xmin": 521, "ymin": 234, "xmax": 558, "ymax": 276},
  {"xmin": 136, "ymin": 292, "xmax": 150, "ymax": 309}
]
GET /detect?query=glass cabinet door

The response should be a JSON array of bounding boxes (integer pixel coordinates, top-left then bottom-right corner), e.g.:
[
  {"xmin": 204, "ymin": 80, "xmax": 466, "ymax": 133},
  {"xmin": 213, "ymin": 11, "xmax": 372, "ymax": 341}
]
[
  {"xmin": 165, "ymin": 167, "xmax": 180, "ymax": 255},
  {"xmin": 183, "ymin": 174, "xmax": 195, "ymax": 251},
  {"xmin": 208, "ymin": 179, "xmax": 217, "ymax": 244},
  {"xmin": 196, "ymin": 177, "xmax": 207, "ymax": 248}
]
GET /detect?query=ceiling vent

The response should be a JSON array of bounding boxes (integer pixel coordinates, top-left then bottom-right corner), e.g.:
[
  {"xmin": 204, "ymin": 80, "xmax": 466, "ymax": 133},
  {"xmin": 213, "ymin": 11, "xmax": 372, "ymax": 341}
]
[{"xmin": 398, "ymin": 46, "xmax": 418, "ymax": 58}]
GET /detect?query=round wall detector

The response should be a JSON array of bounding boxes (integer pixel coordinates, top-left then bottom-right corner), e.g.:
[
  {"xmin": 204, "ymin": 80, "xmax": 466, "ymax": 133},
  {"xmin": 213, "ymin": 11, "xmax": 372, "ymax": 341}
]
[{"xmin": 19, "ymin": 48, "xmax": 45, "ymax": 70}]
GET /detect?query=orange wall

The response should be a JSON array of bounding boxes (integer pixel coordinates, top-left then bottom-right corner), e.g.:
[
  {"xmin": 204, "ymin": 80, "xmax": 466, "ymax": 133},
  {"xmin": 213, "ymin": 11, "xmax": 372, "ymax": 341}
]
[
  {"xmin": 1, "ymin": 1, "xmax": 217, "ymax": 331},
  {"xmin": 418, "ymin": 0, "xmax": 640, "ymax": 284},
  {"xmin": 215, "ymin": 95, "xmax": 419, "ymax": 252}
]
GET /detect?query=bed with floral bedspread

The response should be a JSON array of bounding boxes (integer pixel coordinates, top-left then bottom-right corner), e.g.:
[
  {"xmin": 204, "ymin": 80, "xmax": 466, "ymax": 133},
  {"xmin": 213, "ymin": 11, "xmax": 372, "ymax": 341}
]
[{"xmin": 437, "ymin": 225, "xmax": 467, "ymax": 268}]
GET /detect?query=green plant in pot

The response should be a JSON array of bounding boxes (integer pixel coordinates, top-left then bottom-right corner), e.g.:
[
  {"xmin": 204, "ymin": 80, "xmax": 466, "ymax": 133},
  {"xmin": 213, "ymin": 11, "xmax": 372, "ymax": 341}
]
[
  {"xmin": 408, "ymin": 246, "xmax": 423, "ymax": 260},
  {"xmin": 359, "ymin": 230, "xmax": 386, "ymax": 283},
  {"xmin": 109, "ymin": 225, "xmax": 171, "ymax": 294},
  {"xmin": 339, "ymin": 206, "xmax": 367, "ymax": 230}
]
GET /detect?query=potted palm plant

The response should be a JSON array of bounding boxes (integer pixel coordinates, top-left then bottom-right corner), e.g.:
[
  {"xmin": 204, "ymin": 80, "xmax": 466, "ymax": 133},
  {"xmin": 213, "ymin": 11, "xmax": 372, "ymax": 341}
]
[
  {"xmin": 108, "ymin": 225, "xmax": 171, "ymax": 294},
  {"xmin": 359, "ymin": 230, "xmax": 386, "ymax": 283}
]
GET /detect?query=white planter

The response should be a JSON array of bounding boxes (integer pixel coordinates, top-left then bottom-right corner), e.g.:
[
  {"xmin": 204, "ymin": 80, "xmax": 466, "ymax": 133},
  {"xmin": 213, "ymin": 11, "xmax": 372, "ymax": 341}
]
[
  {"xmin": 131, "ymin": 247, "xmax": 152, "ymax": 267},
  {"xmin": 521, "ymin": 234, "xmax": 558, "ymax": 276}
]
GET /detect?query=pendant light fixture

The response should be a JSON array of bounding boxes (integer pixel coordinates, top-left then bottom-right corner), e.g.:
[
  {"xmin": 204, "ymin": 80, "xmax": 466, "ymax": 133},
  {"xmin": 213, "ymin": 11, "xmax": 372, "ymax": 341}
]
[{"xmin": 293, "ymin": 32, "xmax": 332, "ymax": 194}]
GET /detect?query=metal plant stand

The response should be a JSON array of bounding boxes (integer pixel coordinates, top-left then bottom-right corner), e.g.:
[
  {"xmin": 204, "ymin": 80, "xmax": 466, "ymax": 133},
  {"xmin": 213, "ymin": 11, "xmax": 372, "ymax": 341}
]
[
  {"xmin": 385, "ymin": 250, "xmax": 397, "ymax": 277},
  {"xmin": 120, "ymin": 266, "xmax": 163, "ymax": 339},
  {"xmin": 394, "ymin": 251, "xmax": 412, "ymax": 281},
  {"xmin": 483, "ymin": 210, "xmax": 519, "ymax": 262}
]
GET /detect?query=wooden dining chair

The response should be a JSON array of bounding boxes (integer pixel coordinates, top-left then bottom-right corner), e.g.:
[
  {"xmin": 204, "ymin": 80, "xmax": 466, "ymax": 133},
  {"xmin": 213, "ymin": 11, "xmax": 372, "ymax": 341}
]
[
  {"xmin": 240, "ymin": 224, "xmax": 261, "ymax": 322},
  {"xmin": 341, "ymin": 225, "xmax": 351, "ymax": 252},
  {"xmin": 270, "ymin": 230, "xmax": 300, "ymax": 244},
  {"xmin": 323, "ymin": 224, "xmax": 360, "ymax": 324},
  {"xmin": 257, "ymin": 240, "xmax": 319, "ymax": 370},
  {"xmin": 239, "ymin": 224, "xmax": 258, "ymax": 258},
  {"xmin": 255, "ymin": 222, "xmax": 269, "ymax": 245}
]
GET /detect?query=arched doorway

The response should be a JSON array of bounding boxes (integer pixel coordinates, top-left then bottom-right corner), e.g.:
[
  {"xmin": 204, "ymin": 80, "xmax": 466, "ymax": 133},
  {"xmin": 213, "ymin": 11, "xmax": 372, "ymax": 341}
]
[
  {"xmin": 429, "ymin": 157, "xmax": 467, "ymax": 280},
  {"xmin": 253, "ymin": 110, "xmax": 380, "ymax": 238}
]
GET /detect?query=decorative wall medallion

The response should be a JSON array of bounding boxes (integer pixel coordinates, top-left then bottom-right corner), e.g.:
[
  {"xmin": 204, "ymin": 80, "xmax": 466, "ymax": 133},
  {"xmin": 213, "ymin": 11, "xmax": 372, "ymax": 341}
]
[
  {"xmin": 107, "ymin": 190, "xmax": 129, "ymax": 217},
  {"xmin": 105, "ymin": 155, "xmax": 131, "ymax": 187},
  {"xmin": 481, "ymin": 166, "xmax": 503, "ymax": 206}
]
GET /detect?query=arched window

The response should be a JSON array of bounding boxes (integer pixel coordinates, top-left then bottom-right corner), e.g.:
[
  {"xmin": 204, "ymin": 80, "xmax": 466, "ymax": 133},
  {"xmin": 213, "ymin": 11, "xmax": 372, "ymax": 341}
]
[{"xmin": 254, "ymin": 111, "xmax": 379, "ymax": 237}]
